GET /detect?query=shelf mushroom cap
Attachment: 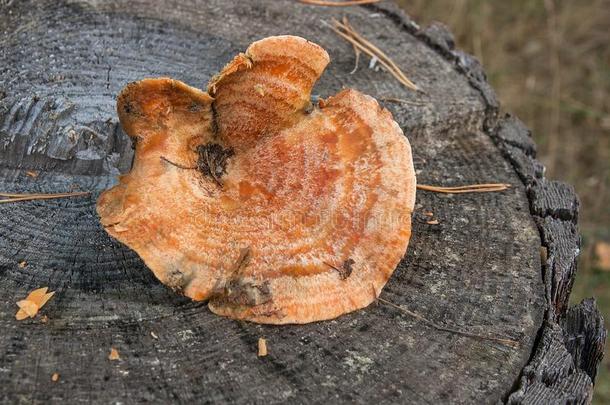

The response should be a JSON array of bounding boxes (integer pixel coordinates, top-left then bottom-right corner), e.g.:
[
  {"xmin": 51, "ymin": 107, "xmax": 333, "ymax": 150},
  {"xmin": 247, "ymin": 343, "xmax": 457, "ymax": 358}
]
[{"xmin": 97, "ymin": 35, "xmax": 416, "ymax": 324}]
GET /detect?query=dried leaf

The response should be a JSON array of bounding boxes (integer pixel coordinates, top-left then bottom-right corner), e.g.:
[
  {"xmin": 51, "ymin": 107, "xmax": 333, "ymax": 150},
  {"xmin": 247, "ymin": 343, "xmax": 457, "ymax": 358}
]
[
  {"xmin": 17, "ymin": 300, "xmax": 39, "ymax": 318},
  {"xmin": 27, "ymin": 287, "xmax": 55, "ymax": 308},
  {"xmin": 15, "ymin": 287, "xmax": 55, "ymax": 320},
  {"xmin": 15, "ymin": 311, "xmax": 29, "ymax": 321},
  {"xmin": 26, "ymin": 287, "xmax": 49, "ymax": 304}
]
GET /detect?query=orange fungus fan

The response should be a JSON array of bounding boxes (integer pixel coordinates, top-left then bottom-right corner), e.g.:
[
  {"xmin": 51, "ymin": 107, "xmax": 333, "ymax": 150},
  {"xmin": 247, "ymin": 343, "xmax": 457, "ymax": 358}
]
[{"xmin": 97, "ymin": 36, "xmax": 416, "ymax": 324}]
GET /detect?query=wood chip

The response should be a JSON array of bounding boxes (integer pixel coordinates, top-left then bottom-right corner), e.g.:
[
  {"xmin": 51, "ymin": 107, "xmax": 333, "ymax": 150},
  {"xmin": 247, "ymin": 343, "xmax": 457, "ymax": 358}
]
[
  {"xmin": 18, "ymin": 260, "xmax": 27, "ymax": 268},
  {"xmin": 426, "ymin": 220, "xmax": 439, "ymax": 225},
  {"xmin": 16, "ymin": 300, "xmax": 39, "ymax": 318},
  {"xmin": 26, "ymin": 170, "xmax": 39, "ymax": 178},
  {"xmin": 108, "ymin": 348, "xmax": 120, "ymax": 361},
  {"xmin": 423, "ymin": 211, "xmax": 434, "ymax": 217},
  {"xmin": 15, "ymin": 287, "xmax": 55, "ymax": 320},
  {"xmin": 51, "ymin": 373, "xmax": 59, "ymax": 382},
  {"xmin": 258, "ymin": 338, "xmax": 268, "ymax": 357},
  {"xmin": 150, "ymin": 331, "xmax": 158, "ymax": 339}
]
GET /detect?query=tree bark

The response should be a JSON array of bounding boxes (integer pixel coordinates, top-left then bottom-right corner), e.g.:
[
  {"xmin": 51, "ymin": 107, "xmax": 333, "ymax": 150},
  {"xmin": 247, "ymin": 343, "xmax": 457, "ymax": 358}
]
[{"xmin": 0, "ymin": 1, "xmax": 604, "ymax": 403}]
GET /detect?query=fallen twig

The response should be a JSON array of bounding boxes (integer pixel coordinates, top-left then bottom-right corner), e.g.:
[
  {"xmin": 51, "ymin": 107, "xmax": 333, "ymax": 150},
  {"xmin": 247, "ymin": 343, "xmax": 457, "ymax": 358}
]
[
  {"xmin": 299, "ymin": 0, "xmax": 382, "ymax": 6},
  {"xmin": 258, "ymin": 338, "xmax": 268, "ymax": 357},
  {"xmin": 0, "ymin": 191, "xmax": 90, "ymax": 204},
  {"xmin": 378, "ymin": 297, "xmax": 519, "ymax": 348},
  {"xmin": 416, "ymin": 183, "xmax": 510, "ymax": 194},
  {"xmin": 325, "ymin": 17, "xmax": 419, "ymax": 91}
]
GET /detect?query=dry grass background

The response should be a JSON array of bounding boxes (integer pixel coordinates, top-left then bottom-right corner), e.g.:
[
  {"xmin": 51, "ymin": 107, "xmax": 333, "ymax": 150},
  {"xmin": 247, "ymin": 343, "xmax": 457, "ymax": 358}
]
[{"xmin": 395, "ymin": 0, "xmax": 610, "ymax": 402}]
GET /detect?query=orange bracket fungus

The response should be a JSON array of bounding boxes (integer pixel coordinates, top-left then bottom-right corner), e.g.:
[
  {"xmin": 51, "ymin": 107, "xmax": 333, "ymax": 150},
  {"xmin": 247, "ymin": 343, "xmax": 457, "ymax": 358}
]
[{"xmin": 97, "ymin": 36, "xmax": 416, "ymax": 324}]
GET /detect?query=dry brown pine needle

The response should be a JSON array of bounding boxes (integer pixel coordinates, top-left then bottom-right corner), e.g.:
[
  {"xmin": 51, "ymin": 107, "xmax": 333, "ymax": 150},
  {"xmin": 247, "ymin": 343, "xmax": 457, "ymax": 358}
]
[
  {"xmin": 299, "ymin": 0, "xmax": 382, "ymax": 6},
  {"xmin": 108, "ymin": 348, "xmax": 120, "ymax": 361},
  {"xmin": 377, "ymin": 297, "xmax": 519, "ymax": 348},
  {"xmin": 417, "ymin": 183, "xmax": 511, "ymax": 194},
  {"xmin": 258, "ymin": 338, "xmax": 268, "ymax": 357},
  {"xmin": 342, "ymin": 17, "xmax": 361, "ymax": 74},
  {"xmin": 15, "ymin": 287, "xmax": 55, "ymax": 321},
  {"xmin": 380, "ymin": 97, "xmax": 430, "ymax": 107},
  {"xmin": 0, "ymin": 191, "xmax": 90, "ymax": 204},
  {"xmin": 327, "ymin": 17, "xmax": 419, "ymax": 91}
]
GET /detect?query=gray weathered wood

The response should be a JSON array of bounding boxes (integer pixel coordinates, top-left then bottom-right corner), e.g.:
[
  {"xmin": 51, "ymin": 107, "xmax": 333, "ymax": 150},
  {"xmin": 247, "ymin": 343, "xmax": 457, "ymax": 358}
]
[
  {"xmin": 0, "ymin": 1, "xmax": 604, "ymax": 404},
  {"xmin": 491, "ymin": 115, "xmax": 607, "ymax": 404}
]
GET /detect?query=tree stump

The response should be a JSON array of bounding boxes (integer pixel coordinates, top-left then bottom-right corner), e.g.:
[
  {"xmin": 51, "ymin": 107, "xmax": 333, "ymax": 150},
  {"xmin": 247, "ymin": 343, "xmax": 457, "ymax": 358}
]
[{"xmin": 0, "ymin": 1, "xmax": 605, "ymax": 403}]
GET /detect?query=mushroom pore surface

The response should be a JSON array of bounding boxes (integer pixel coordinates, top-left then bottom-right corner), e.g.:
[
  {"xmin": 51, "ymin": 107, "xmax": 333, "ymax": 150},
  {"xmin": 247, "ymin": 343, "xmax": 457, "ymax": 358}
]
[{"xmin": 96, "ymin": 35, "xmax": 416, "ymax": 324}]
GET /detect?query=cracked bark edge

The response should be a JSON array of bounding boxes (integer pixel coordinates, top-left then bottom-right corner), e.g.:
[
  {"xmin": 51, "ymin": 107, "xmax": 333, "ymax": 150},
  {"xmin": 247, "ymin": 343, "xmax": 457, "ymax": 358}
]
[{"xmin": 369, "ymin": 3, "xmax": 606, "ymax": 403}]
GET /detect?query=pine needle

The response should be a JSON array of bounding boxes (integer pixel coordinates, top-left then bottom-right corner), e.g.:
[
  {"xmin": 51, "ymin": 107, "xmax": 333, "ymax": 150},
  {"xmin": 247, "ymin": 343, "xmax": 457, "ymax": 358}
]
[
  {"xmin": 299, "ymin": 0, "xmax": 382, "ymax": 6},
  {"xmin": 380, "ymin": 97, "xmax": 430, "ymax": 107},
  {"xmin": 0, "ymin": 191, "xmax": 90, "ymax": 204},
  {"xmin": 342, "ymin": 17, "xmax": 361, "ymax": 74},
  {"xmin": 378, "ymin": 297, "xmax": 519, "ymax": 348},
  {"xmin": 416, "ymin": 183, "xmax": 510, "ymax": 194},
  {"xmin": 325, "ymin": 17, "xmax": 419, "ymax": 91}
]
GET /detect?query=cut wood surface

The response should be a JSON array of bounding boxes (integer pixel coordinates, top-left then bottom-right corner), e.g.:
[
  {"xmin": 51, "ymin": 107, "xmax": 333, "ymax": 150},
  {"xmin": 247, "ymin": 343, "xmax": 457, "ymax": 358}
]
[{"xmin": 0, "ymin": 1, "xmax": 604, "ymax": 403}]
